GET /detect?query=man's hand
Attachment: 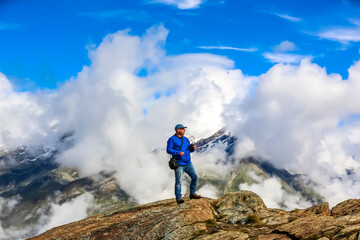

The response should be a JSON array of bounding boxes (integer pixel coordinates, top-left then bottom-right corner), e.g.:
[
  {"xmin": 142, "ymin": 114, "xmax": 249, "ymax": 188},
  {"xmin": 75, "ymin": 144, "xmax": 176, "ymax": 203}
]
[
  {"xmin": 180, "ymin": 152, "xmax": 185, "ymax": 156},
  {"xmin": 193, "ymin": 145, "xmax": 197, "ymax": 150}
]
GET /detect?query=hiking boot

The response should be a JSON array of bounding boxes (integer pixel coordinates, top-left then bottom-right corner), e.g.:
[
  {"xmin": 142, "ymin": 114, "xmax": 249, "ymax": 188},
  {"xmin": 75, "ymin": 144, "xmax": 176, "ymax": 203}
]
[
  {"xmin": 189, "ymin": 193, "xmax": 201, "ymax": 199},
  {"xmin": 176, "ymin": 198, "xmax": 184, "ymax": 204}
]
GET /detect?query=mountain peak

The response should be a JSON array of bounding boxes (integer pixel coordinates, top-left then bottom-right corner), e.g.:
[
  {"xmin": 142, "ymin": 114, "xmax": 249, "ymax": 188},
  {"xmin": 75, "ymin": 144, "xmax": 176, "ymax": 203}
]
[{"xmin": 30, "ymin": 191, "xmax": 360, "ymax": 239}]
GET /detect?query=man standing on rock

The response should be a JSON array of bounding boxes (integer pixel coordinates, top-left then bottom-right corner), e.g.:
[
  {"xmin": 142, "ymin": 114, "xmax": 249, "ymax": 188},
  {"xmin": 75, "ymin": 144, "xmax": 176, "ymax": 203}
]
[{"xmin": 167, "ymin": 124, "xmax": 201, "ymax": 204}]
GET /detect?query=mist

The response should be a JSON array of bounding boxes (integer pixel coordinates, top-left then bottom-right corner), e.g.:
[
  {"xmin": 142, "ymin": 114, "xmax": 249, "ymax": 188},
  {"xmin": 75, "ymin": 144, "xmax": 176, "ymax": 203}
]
[{"xmin": 0, "ymin": 193, "xmax": 97, "ymax": 239}]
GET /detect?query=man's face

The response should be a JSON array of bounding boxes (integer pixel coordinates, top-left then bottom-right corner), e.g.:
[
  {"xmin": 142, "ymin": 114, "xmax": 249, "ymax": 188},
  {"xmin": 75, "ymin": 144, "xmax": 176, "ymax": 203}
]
[{"xmin": 176, "ymin": 128, "xmax": 186, "ymax": 136}]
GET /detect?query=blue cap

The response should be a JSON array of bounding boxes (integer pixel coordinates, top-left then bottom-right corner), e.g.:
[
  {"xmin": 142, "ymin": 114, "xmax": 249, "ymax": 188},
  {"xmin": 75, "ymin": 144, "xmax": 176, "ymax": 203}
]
[{"xmin": 175, "ymin": 124, "xmax": 187, "ymax": 131}]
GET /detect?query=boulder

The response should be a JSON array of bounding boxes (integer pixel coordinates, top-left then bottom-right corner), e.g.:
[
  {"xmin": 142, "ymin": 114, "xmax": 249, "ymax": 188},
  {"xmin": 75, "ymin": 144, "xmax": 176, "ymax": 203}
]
[{"xmin": 215, "ymin": 191, "xmax": 268, "ymax": 224}]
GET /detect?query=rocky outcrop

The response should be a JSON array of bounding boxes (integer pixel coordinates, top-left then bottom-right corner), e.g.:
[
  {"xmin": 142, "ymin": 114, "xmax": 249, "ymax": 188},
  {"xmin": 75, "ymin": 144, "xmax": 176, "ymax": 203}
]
[
  {"xmin": 30, "ymin": 191, "xmax": 360, "ymax": 240},
  {"xmin": 215, "ymin": 191, "xmax": 267, "ymax": 224}
]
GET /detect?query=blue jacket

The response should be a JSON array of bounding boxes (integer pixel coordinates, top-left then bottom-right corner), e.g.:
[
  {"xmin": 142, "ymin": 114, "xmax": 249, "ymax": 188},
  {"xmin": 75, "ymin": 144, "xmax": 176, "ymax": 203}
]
[{"xmin": 167, "ymin": 135, "xmax": 194, "ymax": 166}]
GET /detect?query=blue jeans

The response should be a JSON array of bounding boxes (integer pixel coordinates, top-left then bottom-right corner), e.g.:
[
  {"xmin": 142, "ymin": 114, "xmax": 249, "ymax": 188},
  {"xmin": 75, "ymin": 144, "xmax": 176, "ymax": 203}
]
[{"xmin": 174, "ymin": 163, "xmax": 198, "ymax": 199}]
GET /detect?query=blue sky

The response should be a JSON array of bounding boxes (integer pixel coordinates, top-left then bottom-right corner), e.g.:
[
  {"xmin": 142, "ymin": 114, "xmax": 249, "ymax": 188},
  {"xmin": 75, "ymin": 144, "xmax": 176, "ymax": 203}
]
[{"xmin": 1, "ymin": 0, "xmax": 360, "ymax": 90}]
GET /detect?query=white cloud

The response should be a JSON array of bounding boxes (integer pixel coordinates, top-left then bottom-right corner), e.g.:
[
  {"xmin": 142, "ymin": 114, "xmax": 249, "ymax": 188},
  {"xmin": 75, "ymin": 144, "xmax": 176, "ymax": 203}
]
[
  {"xmin": 0, "ymin": 24, "xmax": 253, "ymax": 204},
  {"xmin": 226, "ymin": 58, "xmax": 360, "ymax": 206},
  {"xmin": 0, "ymin": 196, "xmax": 20, "ymax": 216},
  {"xmin": 0, "ymin": 193, "xmax": 97, "ymax": 239},
  {"xmin": 318, "ymin": 26, "xmax": 360, "ymax": 43},
  {"xmin": 240, "ymin": 172, "xmax": 311, "ymax": 210},
  {"xmin": 261, "ymin": 11, "xmax": 301, "ymax": 23},
  {"xmin": 275, "ymin": 13, "xmax": 301, "ymax": 23},
  {"xmin": 37, "ymin": 193, "xmax": 95, "ymax": 234},
  {"xmin": 233, "ymin": 136, "xmax": 256, "ymax": 159},
  {"xmin": 317, "ymin": 19, "xmax": 360, "ymax": 44},
  {"xmin": 262, "ymin": 52, "xmax": 307, "ymax": 64},
  {"xmin": 263, "ymin": 41, "xmax": 304, "ymax": 64},
  {"xmin": 0, "ymin": 224, "xmax": 36, "ymax": 240},
  {"xmin": 0, "ymin": 73, "xmax": 56, "ymax": 147},
  {"xmin": 198, "ymin": 184, "xmax": 218, "ymax": 199},
  {"xmin": 199, "ymin": 46, "xmax": 258, "ymax": 52},
  {"xmin": 273, "ymin": 40, "xmax": 298, "ymax": 52},
  {"xmin": 150, "ymin": 0, "xmax": 204, "ymax": 9}
]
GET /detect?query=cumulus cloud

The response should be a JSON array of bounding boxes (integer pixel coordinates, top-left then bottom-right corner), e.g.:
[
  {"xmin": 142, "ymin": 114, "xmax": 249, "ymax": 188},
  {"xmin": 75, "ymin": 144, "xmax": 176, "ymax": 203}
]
[
  {"xmin": 0, "ymin": 24, "xmax": 252, "ymax": 204},
  {"xmin": 0, "ymin": 73, "xmax": 57, "ymax": 147},
  {"xmin": 150, "ymin": 0, "xmax": 204, "ymax": 9},
  {"xmin": 226, "ymin": 58, "xmax": 360, "ymax": 206}
]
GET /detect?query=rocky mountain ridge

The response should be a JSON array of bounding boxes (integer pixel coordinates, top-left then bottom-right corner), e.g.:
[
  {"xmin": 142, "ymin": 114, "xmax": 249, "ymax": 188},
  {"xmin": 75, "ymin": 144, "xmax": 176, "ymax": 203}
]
[
  {"xmin": 0, "ymin": 129, "xmax": 324, "ymax": 238},
  {"xmin": 30, "ymin": 190, "xmax": 360, "ymax": 240}
]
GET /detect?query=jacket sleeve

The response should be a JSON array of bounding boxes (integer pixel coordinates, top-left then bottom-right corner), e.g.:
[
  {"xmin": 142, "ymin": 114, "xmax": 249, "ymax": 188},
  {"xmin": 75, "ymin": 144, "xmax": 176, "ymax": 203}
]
[
  {"xmin": 167, "ymin": 138, "xmax": 180, "ymax": 156},
  {"xmin": 189, "ymin": 145, "xmax": 195, "ymax": 152},
  {"xmin": 187, "ymin": 139, "xmax": 195, "ymax": 152}
]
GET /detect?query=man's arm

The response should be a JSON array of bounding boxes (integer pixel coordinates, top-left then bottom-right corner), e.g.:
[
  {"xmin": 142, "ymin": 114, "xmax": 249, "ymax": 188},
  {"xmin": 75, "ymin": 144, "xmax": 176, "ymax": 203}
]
[
  {"xmin": 189, "ymin": 144, "xmax": 197, "ymax": 152},
  {"xmin": 186, "ymin": 138, "xmax": 196, "ymax": 152},
  {"xmin": 167, "ymin": 138, "xmax": 181, "ymax": 156}
]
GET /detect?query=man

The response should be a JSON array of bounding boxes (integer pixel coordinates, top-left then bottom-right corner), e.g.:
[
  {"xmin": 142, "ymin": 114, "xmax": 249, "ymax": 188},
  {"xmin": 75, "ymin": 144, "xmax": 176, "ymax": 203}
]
[{"xmin": 167, "ymin": 124, "xmax": 201, "ymax": 204}]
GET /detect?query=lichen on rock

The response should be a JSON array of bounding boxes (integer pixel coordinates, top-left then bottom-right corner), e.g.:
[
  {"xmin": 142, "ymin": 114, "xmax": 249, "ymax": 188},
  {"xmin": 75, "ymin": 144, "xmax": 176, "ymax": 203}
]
[{"xmin": 215, "ymin": 190, "xmax": 268, "ymax": 224}]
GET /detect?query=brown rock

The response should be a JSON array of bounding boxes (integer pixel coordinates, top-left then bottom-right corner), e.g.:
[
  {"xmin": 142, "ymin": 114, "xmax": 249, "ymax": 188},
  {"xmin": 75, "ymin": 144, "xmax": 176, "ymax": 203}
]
[
  {"xmin": 28, "ymin": 191, "xmax": 360, "ymax": 240},
  {"xmin": 257, "ymin": 233, "xmax": 292, "ymax": 240},
  {"xmin": 293, "ymin": 202, "xmax": 330, "ymax": 217},
  {"xmin": 348, "ymin": 232, "xmax": 360, "ymax": 240},
  {"xmin": 30, "ymin": 198, "xmax": 215, "ymax": 240},
  {"xmin": 331, "ymin": 199, "xmax": 360, "ymax": 217},
  {"xmin": 275, "ymin": 215, "xmax": 343, "ymax": 239},
  {"xmin": 194, "ymin": 230, "xmax": 249, "ymax": 240},
  {"xmin": 337, "ymin": 214, "xmax": 360, "ymax": 225},
  {"xmin": 215, "ymin": 191, "xmax": 268, "ymax": 224},
  {"xmin": 260, "ymin": 208, "xmax": 290, "ymax": 226},
  {"xmin": 332, "ymin": 223, "xmax": 360, "ymax": 240}
]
